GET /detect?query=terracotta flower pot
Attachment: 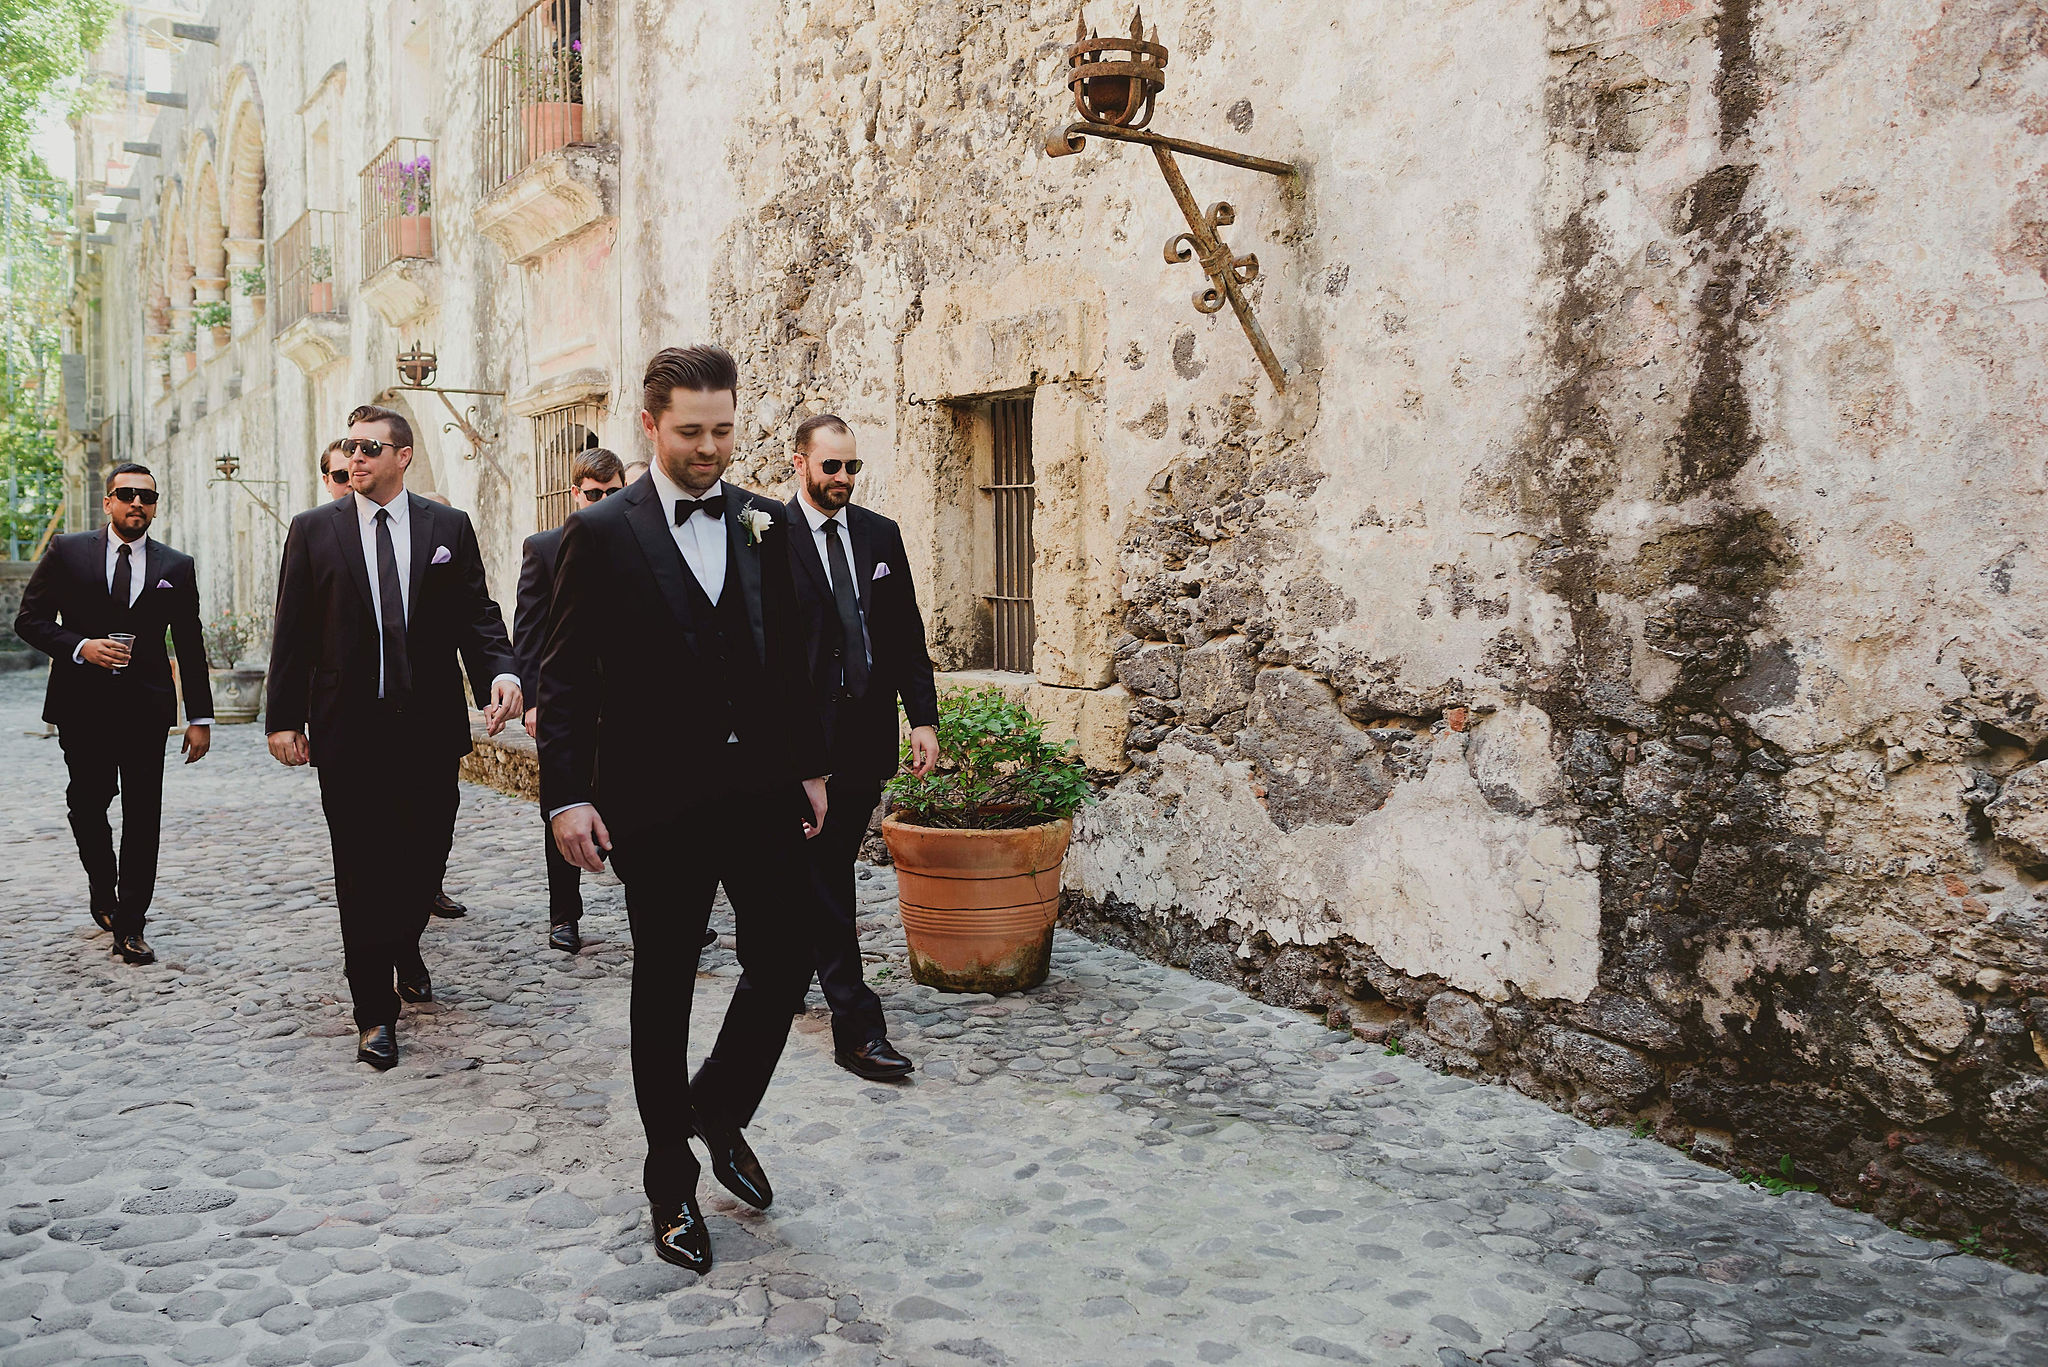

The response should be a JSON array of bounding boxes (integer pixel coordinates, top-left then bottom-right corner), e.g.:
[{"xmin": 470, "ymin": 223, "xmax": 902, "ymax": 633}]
[
  {"xmin": 308, "ymin": 281, "xmax": 334, "ymax": 315},
  {"xmin": 387, "ymin": 214, "xmax": 433, "ymax": 260},
  {"xmin": 520, "ymin": 101, "xmax": 584, "ymax": 161},
  {"xmin": 880, "ymin": 816, "xmax": 1071, "ymax": 994}
]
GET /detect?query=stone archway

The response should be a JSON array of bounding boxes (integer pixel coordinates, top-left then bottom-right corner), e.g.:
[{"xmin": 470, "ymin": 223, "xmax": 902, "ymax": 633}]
[
  {"xmin": 219, "ymin": 67, "xmax": 266, "ymax": 330},
  {"xmin": 190, "ymin": 162, "xmax": 228, "ymax": 355}
]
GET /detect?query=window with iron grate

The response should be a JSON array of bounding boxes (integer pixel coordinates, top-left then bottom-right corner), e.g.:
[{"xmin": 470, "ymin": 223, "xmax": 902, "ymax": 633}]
[
  {"xmin": 983, "ymin": 395, "xmax": 1036, "ymax": 673},
  {"xmin": 533, "ymin": 400, "xmax": 601, "ymax": 531}
]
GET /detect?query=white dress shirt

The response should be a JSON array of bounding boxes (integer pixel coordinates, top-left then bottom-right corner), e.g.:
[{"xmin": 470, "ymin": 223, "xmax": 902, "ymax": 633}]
[
  {"xmin": 649, "ymin": 461, "xmax": 728, "ymax": 604},
  {"xmin": 352, "ymin": 487, "xmax": 520, "ymax": 702},
  {"xmin": 75, "ymin": 528, "xmax": 213, "ymax": 726},
  {"xmin": 797, "ymin": 493, "xmax": 870, "ymax": 668}
]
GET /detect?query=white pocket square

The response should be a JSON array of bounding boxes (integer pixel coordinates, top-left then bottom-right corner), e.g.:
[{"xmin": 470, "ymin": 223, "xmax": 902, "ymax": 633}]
[
  {"xmin": 872, "ymin": 562, "xmax": 891, "ymax": 580},
  {"xmin": 430, "ymin": 546, "xmax": 452, "ymax": 565},
  {"xmin": 155, "ymin": 579, "xmax": 172, "ymax": 589}
]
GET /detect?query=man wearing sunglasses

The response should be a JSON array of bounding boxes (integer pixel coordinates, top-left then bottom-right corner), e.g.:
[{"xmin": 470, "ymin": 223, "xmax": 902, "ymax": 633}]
[
  {"xmin": 514, "ymin": 445, "xmax": 626, "ymax": 955},
  {"xmin": 319, "ymin": 439, "xmax": 351, "ymax": 501},
  {"xmin": 14, "ymin": 462, "xmax": 214, "ymax": 966},
  {"xmin": 782, "ymin": 415, "xmax": 939, "ymax": 1081},
  {"xmin": 265, "ymin": 406, "xmax": 522, "ymax": 1071}
]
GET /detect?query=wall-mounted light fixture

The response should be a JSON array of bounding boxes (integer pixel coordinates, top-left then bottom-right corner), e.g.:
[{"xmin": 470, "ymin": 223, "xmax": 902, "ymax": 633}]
[
  {"xmin": 380, "ymin": 342, "xmax": 505, "ymax": 459},
  {"xmin": 210, "ymin": 452, "xmax": 288, "ymax": 528},
  {"xmin": 1046, "ymin": 8, "xmax": 1298, "ymax": 390}
]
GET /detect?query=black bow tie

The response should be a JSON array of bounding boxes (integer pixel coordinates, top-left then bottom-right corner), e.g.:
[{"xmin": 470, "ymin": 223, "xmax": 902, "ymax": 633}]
[{"xmin": 674, "ymin": 495, "xmax": 727, "ymax": 525}]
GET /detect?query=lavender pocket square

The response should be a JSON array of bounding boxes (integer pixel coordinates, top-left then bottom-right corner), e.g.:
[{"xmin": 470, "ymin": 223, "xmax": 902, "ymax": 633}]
[
  {"xmin": 872, "ymin": 561, "xmax": 891, "ymax": 580},
  {"xmin": 155, "ymin": 578, "xmax": 172, "ymax": 589},
  {"xmin": 430, "ymin": 546, "xmax": 452, "ymax": 565}
]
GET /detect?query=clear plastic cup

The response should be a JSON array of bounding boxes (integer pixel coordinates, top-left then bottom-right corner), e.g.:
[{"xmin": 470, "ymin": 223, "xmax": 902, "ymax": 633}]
[{"xmin": 107, "ymin": 633, "xmax": 136, "ymax": 675}]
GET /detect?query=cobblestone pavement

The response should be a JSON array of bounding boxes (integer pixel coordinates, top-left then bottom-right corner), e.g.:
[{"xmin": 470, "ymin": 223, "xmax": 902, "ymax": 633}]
[{"xmin": 1, "ymin": 668, "xmax": 2044, "ymax": 1367}]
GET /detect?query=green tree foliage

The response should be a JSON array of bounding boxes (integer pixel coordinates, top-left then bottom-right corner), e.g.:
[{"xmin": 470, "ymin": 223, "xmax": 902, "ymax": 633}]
[{"xmin": 0, "ymin": 0, "xmax": 118, "ymax": 178}]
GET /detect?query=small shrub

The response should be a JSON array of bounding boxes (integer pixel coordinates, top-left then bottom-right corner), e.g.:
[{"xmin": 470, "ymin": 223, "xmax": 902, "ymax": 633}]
[
  {"xmin": 884, "ymin": 686, "xmax": 1095, "ymax": 830},
  {"xmin": 195, "ymin": 301, "xmax": 232, "ymax": 330},
  {"xmin": 236, "ymin": 265, "xmax": 265, "ymax": 296},
  {"xmin": 202, "ymin": 611, "xmax": 268, "ymax": 669}
]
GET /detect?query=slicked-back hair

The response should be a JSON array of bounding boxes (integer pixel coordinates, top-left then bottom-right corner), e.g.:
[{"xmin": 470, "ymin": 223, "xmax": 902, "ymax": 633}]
[
  {"xmin": 642, "ymin": 345, "xmax": 738, "ymax": 417},
  {"xmin": 106, "ymin": 462, "xmax": 153, "ymax": 492},
  {"xmin": 571, "ymin": 447, "xmax": 625, "ymax": 486},
  {"xmin": 318, "ymin": 438, "xmax": 347, "ymax": 476},
  {"xmin": 793, "ymin": 413, "xmax": 852, "ymax": 454},
  {"xmin": 346, "ymin": 404, "xmax": 415, "ymax": 449}
]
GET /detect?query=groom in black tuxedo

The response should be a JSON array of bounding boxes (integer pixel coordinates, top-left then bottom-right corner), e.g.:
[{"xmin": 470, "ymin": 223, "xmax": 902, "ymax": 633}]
[
  {"xmin": 13, "ymin": 462, "xmax": 214, "ymax": 964},
  {"xmin": 539, "ymin": 345, "xmax": 828, "ymax": 1274},
  {"xmin": 264, "ymin": 404, "xmax": 522, "ymax": 1070},
  {"xmin": 783, "ymin": 415, "xmax": 939, "ymax": 1080}
]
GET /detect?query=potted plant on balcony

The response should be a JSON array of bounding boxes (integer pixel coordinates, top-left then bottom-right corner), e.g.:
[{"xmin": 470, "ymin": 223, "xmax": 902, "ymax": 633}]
[
  {"xmin": 879, "ymin": 687, "xmax": 1096, "ymax": 994},
  {"xmin": 393, "ymin": 152, "xmax": 433, "ymax": 259},
  {"xmin": 515, "ymin": 39, "xmax": 585, "ymax": 161},
  {"xmin": 173, "ymin": 328, "xmax": 197, "ymax": 375},
  {"xmin": 307, "ymin": 246, "xmax": 334, "ymax": 315},
  {"xmin": 201, "ymin": 611, "xmax": 268, "ymax": 724},
  {"xmin": 237, "ymin": 264, "xmax": 265, "ymax": 320},
  {"xmin": 195, "ymin": 300, "xmax": 232, "ymax": 346}
]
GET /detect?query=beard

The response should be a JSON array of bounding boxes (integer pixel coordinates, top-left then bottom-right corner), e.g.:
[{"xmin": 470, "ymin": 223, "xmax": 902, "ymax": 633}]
[{"xmin": 806, "ymin": 478, "xmax": 852, "ymax": 510}]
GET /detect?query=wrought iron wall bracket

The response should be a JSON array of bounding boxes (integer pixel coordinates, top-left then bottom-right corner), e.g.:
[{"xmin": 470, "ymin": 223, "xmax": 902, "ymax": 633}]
[{"xmin": 1044, "ymin": 13, "xmax": 1300, "ymax": 391}]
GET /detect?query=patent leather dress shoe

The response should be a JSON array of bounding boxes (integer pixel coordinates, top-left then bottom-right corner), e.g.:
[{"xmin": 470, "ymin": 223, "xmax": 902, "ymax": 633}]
[
  {"xmin": 692, "ymin": 1113, "xmax": 772, "ymax": 1209},
  {"xmin": 90, "ymin": 907, "xmax": 115, "ymax": 934},
  {"xmin": 548, "ymin": 921, "xmax": 581, "ymax": 954},
  {"xmin": 111, "ymin": 934, "xmax": 155, "ymax": 965},
  {"xmin": 430, "ymin": 893, "xmax": 467, "ymax": 919},
  {"xmin": 397, "ymin": 973, "xmax": 433, "ymax": 1004},
  {"xmin": 836, "ymin": 1038, "xmax": 915, "ymax": 1081},
  {"xmin": 651, "ymin": 1199, "xmax": 712, "ymax": 1272},
  {"xmin": 356, "ymin": 1025, "xmax": 398, "ymax": 1070}
]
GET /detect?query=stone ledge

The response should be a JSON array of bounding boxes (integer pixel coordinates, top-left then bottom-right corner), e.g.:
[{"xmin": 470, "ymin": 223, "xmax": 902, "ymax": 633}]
[
  {"xmin": 359, "ymin": 256, "xmax": 438, "ymax": 327},
  {"xmin": 460, "ymin": 710, "xmax": 537, "ymax": 802},
  {"xmin": 934, "ymin": 669, "xmax": 1131, "ymax": 773},
  {"xmin": 275, "ymin": 312, "xmax": 349, "ymax": 375},
  {"xmin": 474, "ymin": 144, "xmax": 616, "ymax": 265}
]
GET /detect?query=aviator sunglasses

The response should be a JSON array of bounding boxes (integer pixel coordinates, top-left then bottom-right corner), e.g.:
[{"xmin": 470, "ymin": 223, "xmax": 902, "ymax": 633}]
[
  {"xmin": 340, "ymin": 438, "xmax": 400, "ymax": 457},
  {"xmin": 815, "ymin": 458, "xmax": 862, "ymax": 475},
  {"xmin": 109, "ymin": 486, "xmax": 160, "ymax": 506}
]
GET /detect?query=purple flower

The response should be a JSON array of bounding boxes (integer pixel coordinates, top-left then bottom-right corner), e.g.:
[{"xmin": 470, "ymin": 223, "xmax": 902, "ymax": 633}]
[{"xmin": 571, "ymin": 39, "xmax": 581, "ymax": 53}]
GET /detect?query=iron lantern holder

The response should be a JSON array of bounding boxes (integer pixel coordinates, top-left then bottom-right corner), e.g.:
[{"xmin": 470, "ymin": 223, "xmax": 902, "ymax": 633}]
[
  {"xmin": 1045, "ymin": 9, "xmax": 1297, "ymax": 391},
  {"xmin": 208, "ymin": 451, "xmax": 288, "ymax": 529},
  {"xmin": 380, "ymin": 343, "xmax": 505, "ymax": 458}
]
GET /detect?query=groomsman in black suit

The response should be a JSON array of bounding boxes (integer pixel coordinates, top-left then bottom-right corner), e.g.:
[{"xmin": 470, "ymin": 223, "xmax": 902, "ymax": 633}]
[
  {"xmin": 514, "ymin": 445, "xmax": 625, "ymax": 954},
  {"xmin": 783, "ymin": 415, "xmax": 939, "ymax": 1080},
  {"xmin": 264, "ymin": 404, "xmax": 522, "ymax": 1070},
  {"xmin": 14, "ymin": 462, "xmax": 214, "ymax": 964},
  {"xmin": 539, "ymin": 345, "xmax": 829, "ymax": 1273}
]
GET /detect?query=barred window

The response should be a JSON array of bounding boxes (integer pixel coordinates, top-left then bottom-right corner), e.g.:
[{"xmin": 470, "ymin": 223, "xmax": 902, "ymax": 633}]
[
  {"xmin": 534, "ymin": 400, "xmax": 601, "ymax": 531},
  {"xmin": 983, "ymin": 395, "xmax": 1036, "ymax": 673}
]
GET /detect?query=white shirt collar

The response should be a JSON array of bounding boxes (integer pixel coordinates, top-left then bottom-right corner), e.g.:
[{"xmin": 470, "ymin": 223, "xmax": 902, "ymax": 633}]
[
  {"xmin": 799, "ymin": 492, "xmax": 842, "ymax": 535},
  {"xmin": 649, "ymin": 462, "xmax": 724, "ymax": 516},
  {"xmin": 106, "ymin": 527, "xmax": 148, "ymax": 555},
  {"xmin": 353, "ymin": 487, "xmax": 407, "ymax": 523}
]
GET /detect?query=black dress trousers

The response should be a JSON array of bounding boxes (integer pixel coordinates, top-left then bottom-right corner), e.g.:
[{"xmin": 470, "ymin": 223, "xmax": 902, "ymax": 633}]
[
  {"xmin": 799, "ymin": 773, "xmax": 889, "ymax": 1052},
  {"xmin": 58, "ymin": 716, "xmax": 168, "ymax": 938}
]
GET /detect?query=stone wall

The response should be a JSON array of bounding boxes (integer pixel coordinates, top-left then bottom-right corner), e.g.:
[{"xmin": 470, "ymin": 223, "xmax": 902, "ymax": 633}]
[{"xmin": 0, "ymin": 562, "xmax": 35, "ymax": 659}]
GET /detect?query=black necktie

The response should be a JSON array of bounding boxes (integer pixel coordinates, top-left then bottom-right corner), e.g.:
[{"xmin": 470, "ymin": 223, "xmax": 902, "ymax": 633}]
[
  {"xmin": 374, "ymin": 508, "xmax": 412, "ymax": 702},
  {"xmin": 822, "ymin": 519, "xmax": 869, "ymax": 698},
  {"xmin": 675, "ymin": 495, "xmax": 727, "ymax": 525},
  {"xmin": 110, "ymin": 542, "xmax": 132, "ymax": 620}
]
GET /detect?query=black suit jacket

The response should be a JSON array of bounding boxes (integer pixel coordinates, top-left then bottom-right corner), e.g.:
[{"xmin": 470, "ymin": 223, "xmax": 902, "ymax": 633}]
[
  {"xmin": 13, "ymin": 529, "xmax": 214, "ymax": 731},
  {"xmin": 513, "ymin": 525, "xmax": 565, "ymax": 701},
  {"xmin": 263, "ymin": 491, "xmax": 518, "ymax": 765},
  {"xmin": 537, "ymin": 475, "xmax": 827, "ymax": 837},
  {"xmin": 784, "ymin": 497, "xmax": 940, "ymax": 783}
]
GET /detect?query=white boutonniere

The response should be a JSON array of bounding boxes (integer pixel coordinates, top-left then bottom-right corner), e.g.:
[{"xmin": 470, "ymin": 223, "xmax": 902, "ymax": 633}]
[{"xmin": 738, "ymin": 506, "xmax": 774, "ymax": 546}]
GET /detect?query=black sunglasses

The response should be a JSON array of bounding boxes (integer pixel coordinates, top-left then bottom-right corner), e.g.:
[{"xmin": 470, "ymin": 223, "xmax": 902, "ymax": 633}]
[
  {"xmin": 110, "ymin": 487, "xmax": 159, "ymax": 506},
  {"xmin": 577, "ymin": 485, "xmax": 620, "ymax": 503},
  {"xmin": 326, "ymin": 469, "xmax": 351, "ymax": 485},
  {"xmin": 340, "ymin": 438, "xmax": 400, "ymax": 457},
  {"xmin": 816, "ymin": 459, "xmax": 862, "ymax": 475}
]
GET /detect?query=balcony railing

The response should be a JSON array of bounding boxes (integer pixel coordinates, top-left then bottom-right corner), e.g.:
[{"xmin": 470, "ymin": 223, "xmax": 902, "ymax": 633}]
[
  {"xmin": 481, "ymin": 0, "xmax": 586, "ymax": 194},
  {"xmin": 360, "ymin": 137, "xmax": 436, "ymax": 279},
  {"xmin": 272, "ymin": 210, "xmax": 345, "ymax": 335}
]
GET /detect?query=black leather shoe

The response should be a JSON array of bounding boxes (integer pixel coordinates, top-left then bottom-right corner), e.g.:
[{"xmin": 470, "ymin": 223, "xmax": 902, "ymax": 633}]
[
  {"xmin": 90, "ymin": 907, "xmax": 115, "ymax": 934},
  {"xmin": 650, "ymin": 1199, "xmax": 712, "ymax": 1273},
  {"xmin": 397, "ymin": 973, "xmax": 433, "ymax": 1004},
  {"xmin": 430, "ymin": 893, "xmax": 466, "ymax": 919},
  {"xmin": 836, "ymin": 1038, "xmax": 915, "ymax": 1081},
  {"xmin": 691, "ymin": 1112, "xmax": 772, "ymax": 1210},
  {"xmin": 111, "ymin": 934, "xmax": 154, "ymax": 965},
  {"xmin": 356, "ymin": 1025, "xmax": 397, "ymax": 1070},
  {"xmin": 548, "ymin": 921, "xmax": 581, "ymax": 954}
]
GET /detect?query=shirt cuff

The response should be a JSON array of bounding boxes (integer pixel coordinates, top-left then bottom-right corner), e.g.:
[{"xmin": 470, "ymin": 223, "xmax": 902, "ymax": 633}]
[
  {"xmin": 546, "ymin": 802, "xmax": 593, "ymax": 819},
  {"xmin": 186, "ymin": 718, "xmax": 213, "ymax": 727},
  {"xmin": 491, "ymin": 673, "xmax": 522, "ymax": 693},
  {"xmin": 71, "ymin": 641, "xmax": 86, "ymax": 664}
]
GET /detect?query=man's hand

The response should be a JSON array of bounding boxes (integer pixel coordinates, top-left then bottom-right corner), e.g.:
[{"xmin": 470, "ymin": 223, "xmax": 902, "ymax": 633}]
[
  {"xmin": 801, "ymin": 776, "xmax": 829, "ymax": 841},
  {"xmin": 267, "ymin": 730, "xmax": 309, "ymax": 766},
  {"xmin": 522, "ymin": 706, "xmax": 538, "ymax": 739},
  {"xmin": 908, "ymin": 725, "xmax": 940, "ymax": 776},
  {"xmin": 180, "ymin": 725, "xmax": 210, "ymax": 764},
  {"xmin": 80, "ymin": 638, "xmax": 130, "ymax": 671},
  {"xmin": 552, "ymin": 805, "xmax": 611, "ymax": 872},
  {"xmin": 483, "ymin": 678, "xmax": 522, "ymax": 736}
]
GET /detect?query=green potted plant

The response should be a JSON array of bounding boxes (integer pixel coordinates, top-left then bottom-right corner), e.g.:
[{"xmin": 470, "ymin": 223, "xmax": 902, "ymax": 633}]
[
  {"xmin": 880, "ymin": 687, "xmax": 1095, "ymax": 993},
  {"xmin": 202, "ymin": 610, "xmax": 269, "ymax": 723},
  {"xmin": 237, "ymin": 264, "xmax": 265, "ymax": 320},
  {"xmin": 307, "ymin": 245, "xmax": 334, "ymax": 315},
  {"xmin": 195, "ymin": 299, "xmax": 232, "ymax": 344},
  {"xmin": 513, "ymin": 39, "xmax": 585, "ymax": 161}
]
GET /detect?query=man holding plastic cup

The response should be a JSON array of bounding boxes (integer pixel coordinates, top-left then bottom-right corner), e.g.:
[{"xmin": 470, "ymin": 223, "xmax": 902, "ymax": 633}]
[{"xmin": 13, "ymin": 462, "xmax": 214, "ymax": 964}]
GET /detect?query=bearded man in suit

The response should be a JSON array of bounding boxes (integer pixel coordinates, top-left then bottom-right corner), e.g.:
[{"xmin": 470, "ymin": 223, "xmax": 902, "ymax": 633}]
[
  {"xmin": 538, "ymin": 344, "xmax": 828, "ymax": 1274},
  {"xmin": 14, "ymin": 462, "xmax": 214, "ymax": 964},
  {"xmin": 264, "ymin": 404, "xmax": 522, "ymax": 1070}
]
